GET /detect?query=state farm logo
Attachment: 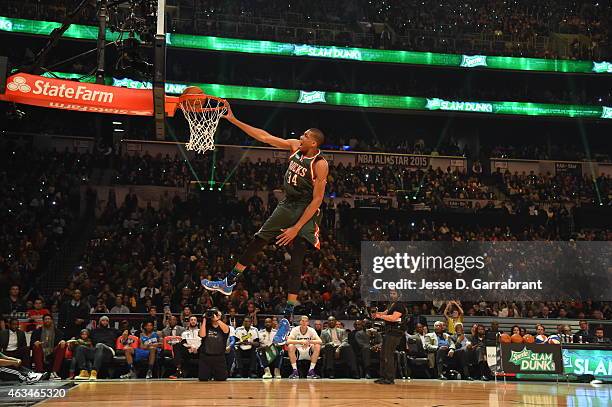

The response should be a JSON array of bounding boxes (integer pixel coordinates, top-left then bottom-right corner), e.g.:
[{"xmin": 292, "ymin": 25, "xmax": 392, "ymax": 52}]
[
  {"xmin": 6, "ymin": 75, "xmax": 114, "ymax": 104},
  {"xmin": 7, "ymin": 76, "xmax": 31, "ymax": 93}
]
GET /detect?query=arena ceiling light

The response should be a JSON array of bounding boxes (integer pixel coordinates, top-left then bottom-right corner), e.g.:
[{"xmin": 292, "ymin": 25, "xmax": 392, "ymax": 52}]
[{"xmin": 1, "ymin": 16, "xmax": 611, "ymax": 75}]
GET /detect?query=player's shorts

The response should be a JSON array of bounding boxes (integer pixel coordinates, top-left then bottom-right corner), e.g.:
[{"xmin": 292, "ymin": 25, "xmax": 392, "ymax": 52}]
[
  {"xmin": 134, "ymin": 348, "xmax": 150, "ymax": 361},
  {"xmin": 255, "ymin": 200, "xmax": 322, "ymax": 249},
  {"xmin": 294, "ymin": 345, "xmax": 314, "ymax": 361}
]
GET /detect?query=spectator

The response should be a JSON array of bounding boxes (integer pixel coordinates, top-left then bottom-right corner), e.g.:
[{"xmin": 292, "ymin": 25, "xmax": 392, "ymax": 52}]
[
  {"xmin": 74, "ymin": 316, "xmax": 118, "ymax": 380},
  {"xmin": 593, "ymin": 327, "xmax": 610, "ymax": 344},
  {"xmin": 356, "ymin": 320, "xmax": 382, "ymax": 379},
  {"xmin": 66, "ymin": 329, "xmax": 93, "ymax": 380},
  {"xmin": 30, "ymin": 314, "xmax": 65, "ymax": 380},
  {"xmin": 27, "ymin": 298, "xmax": 51, "ymax": 329},
  {"xmin": 171, "ymin": 315, "xmax": 200, "ymax": 378},
  {"xmin": 115, "ymin": 326, "xmax": 140, "ymax": 369},
  {"xmin": 451, "ymin": 323, "xmax": 473, "ymax": 380},
  {"xmin": 444, "ymin": 300, "xmax": 464, "ymax": 335},
  {"xmin": 467, "ymin": 324, "xmax": 490, "ymax": 381},
  {"xmin": 161, "ymin": 315, "xmax": 185, "ymax": 338},
  {"xmin": 424, "ymin": 321, "xmax": 456, "ymax": 380},
  {"xmin": 0, "ymin": 286, "xmax": 26, "ymax": 318},
  {"xmin": 574, "ymin": 320, "xmax": 592, "ymax": 343},
  {"xmin": 58, "ymin": 289, "xmax": 90, "ymax": 340},
  {"xmin": 226, "ymin": 307, "xmax": 239, "ymax": 328},
  {"xmin": 121, "ymin": 320, "xmax": 161, "ymax": 379},
  {"xmin": 286, "ymin": 315, "xmax": 322, "ymax": 379},
  {"xmin": 257, "ymin": 317, "xmax": 282, "ymax": 379},
  {"xmin": 313, "ymin": 320, "xmax": 323, "ymax": 337},
  {"xmin": 0, "ymin": 318, "xmax": 29, "ymax": 366},
  {"xmin": 320, "ymin": 316, "xmax": 359, "ymax": 379},
  {"xmin": 181, "ymin": 306, "xmax": 193, "ymax": 327},
  {"xmin": 110, "ymin": 295, "xmax": 130, "ymax": 314},
  {"xmin": 234, "ymin": 317, "xmax": 260, "ymax": 378}
]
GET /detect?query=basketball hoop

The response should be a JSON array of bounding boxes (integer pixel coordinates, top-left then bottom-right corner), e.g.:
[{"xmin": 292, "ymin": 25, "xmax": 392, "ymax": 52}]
[{"xmin": 177, "ymin": 89, "xmax": 228, "ymax": 154}]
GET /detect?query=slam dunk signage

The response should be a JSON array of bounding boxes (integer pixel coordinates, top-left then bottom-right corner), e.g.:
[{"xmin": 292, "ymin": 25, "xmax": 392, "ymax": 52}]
[{"xmin": 501, "ymin": 343, "xmax": 563, "ymax": 374}]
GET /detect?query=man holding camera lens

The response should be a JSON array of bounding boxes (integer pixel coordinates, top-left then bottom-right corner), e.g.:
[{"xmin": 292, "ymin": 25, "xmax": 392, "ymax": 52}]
[
  {"xmin": 198, "ymin": 308, "xmax": 230, "ymax": 381},
  {"xmin": 371, "ymin": 290, "xmax": 406, "ymax": 384}
]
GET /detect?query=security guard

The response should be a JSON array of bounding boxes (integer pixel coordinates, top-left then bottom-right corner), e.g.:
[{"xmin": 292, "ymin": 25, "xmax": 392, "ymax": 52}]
[
  {"xmin": 198, "ymin": 308, "xmax": 230, "ymax": 381},
  {"xmin": 372, "ymin": 290, "xmax": 407, "ymax": 384}
]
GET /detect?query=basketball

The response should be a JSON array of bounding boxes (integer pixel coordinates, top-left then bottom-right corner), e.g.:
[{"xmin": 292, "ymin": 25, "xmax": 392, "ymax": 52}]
[
  {"xmin": 547, "ymin": 335, "xmax": 561, "ymax": 344},
  {"xmin": 535, "ymin": 335, "xmax": 548, "ymax": 344},
  {"xmin": 523, "ymin": 334, "xmax": 535, "ymax": 343},
  {"xmin": 500, "ymin": 333, "xmax": 511, "ymax": 343},
  {"xmin": 182, "ymin": 86, "xmax": 204, "ymax": 95},
  {"xmin": 511, "ymin": 333, "xmax": 524, "ymax": 343}
]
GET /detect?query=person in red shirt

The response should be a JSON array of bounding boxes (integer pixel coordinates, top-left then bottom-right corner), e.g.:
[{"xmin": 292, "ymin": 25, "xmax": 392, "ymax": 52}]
[{"xmin": 27, "ymin": 299, "xmax": 51, "ymax": 328}]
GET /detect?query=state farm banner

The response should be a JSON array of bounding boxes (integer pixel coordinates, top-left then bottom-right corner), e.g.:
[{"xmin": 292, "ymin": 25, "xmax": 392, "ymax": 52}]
[
  {"xmin": 0, "ymin": 73, "xmax": 169, "ymax": 116},
  {"xmin": 500, "ymin": 343, "xmax": 563, "ymax": 375}
]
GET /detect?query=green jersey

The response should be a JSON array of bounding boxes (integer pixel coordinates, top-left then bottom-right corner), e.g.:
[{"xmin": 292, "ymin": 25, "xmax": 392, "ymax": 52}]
[{"xmin": 284, "ymin": 150, "xmax": 324, "ymax": 203}]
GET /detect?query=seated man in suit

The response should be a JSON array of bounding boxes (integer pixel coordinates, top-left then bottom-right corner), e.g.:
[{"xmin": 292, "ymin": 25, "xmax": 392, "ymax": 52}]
[
  {"xmin": 0, "ymin": 318, "xmax": 29, "ymax": 367},
  {"xmin": 423, "ymin": 321, "xmax": 456, "ymax": 380},
  {"xmin": 31, "ymin": 314, "xmax": 66, "ymax": 380},
  {"xmin": 355, "ymin": 320, "xmax": 382, "ymax": 379},
  {"xmin": 321, "ymin": 316, "xmax": 359, "ymax": 379}
]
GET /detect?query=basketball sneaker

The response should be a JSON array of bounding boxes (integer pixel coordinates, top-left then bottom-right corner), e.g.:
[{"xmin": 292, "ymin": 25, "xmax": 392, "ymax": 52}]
[
  {"xmin": 273, "ymin": 318, "xmax": 291, "ymax": 344},
  {"xmin": 307, "ymin": 369, "xmax": 320, "ymax": 379},
  {"xmin": 201, "ymin": 277, "xmax": 235, "ymax": 296},
  {"xmin": 25, "ymin": 372, "xmax": 44, "ymax": 384},
  {"xmin": 288, "ymin": 369, "xmax": 300, "ymax": 379}
]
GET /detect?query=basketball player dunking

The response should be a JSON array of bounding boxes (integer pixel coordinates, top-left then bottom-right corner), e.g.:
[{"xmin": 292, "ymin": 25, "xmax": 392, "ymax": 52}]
[{"xmin": 202, "ymin": 104, "xmax": 328, "ymax": 344}]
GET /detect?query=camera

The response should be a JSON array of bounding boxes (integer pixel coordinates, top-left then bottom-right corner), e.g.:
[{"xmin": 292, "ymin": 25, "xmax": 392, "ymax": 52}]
[{"xmin": 205, "ymin": 308, "xmax": 219, "ymax": 319}]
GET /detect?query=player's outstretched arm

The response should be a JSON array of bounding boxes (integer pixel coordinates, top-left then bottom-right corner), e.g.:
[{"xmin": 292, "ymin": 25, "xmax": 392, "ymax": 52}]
[{"xmin": 223, "ymin": 104, "xmax": 299, "ymax": 151}]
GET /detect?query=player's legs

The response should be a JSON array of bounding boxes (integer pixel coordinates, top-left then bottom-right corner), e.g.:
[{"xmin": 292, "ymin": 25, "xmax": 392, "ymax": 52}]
[
  {"xmin": 201, "ymin": 236, "xmax": 267, "ymax": 294},
  {"xmin": 288, "ymin": 344, "xmax": 300, "ymax": 378},
  {"xmin": 146, "ymin": 347, "xmax": 157, "ymax": 379},
  {"xmin": 120, "ymin": 347, "xmax": 137, "ymax": 379},
  {"xmin": 307, "ymin": 344, "xmax": 321, "ymax": 379},
  {"xmin": 202, "ymin": 203, "xmax": 296, "ymax": 295},
  {"xmin": 273, "ymin": 237, "xmax": 308, "ymax": 344}
]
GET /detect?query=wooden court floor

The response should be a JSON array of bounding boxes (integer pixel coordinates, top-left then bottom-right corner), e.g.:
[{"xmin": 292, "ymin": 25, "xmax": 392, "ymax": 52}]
[{"xmin": 37, "ymin": 379, "xmax": 610, "ymax": 407}]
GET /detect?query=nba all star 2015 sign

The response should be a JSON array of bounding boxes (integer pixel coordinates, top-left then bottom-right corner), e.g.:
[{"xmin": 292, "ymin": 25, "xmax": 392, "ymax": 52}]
[{"xmin": 501, "ymin": 343, "xmax": 563, "ymax": 374}]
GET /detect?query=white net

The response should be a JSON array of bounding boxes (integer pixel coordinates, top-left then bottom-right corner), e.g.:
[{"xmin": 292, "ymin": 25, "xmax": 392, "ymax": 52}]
[{"xmin": 179, "ymin": 96, "xmax": 227, "ymax": 154}]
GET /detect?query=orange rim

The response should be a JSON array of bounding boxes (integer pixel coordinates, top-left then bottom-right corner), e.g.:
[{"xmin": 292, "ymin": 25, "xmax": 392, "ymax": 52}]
[{"xmin": 178, "ymin": 93, "xmax": 228, "ymax": 113}]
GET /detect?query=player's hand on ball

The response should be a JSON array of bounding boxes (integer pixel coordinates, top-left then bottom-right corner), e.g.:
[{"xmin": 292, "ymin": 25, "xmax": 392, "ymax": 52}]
[{"xmin": 277, "ymin": 227, "xmax": 299, "ymax": 246}]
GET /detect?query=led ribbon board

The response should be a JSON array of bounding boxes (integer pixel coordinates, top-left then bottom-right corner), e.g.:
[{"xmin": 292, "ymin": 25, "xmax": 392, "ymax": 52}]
[
  {"xmin": 2, "ymin": 16, "xmax": 611, "ymax": 74},
  {"xmin": 40, "ymin": 73, "xmax": 610, "ymax": 120}
]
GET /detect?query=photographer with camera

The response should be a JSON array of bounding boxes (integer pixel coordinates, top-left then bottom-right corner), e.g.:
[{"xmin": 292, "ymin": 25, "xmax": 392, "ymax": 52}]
[
  {"xmin": 371, "ymin": 290, "xmax": 406, "ymax": 384},
  {"xmin": 198, "ymin": 308, "xmax": 230, "ymax": 381}
]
